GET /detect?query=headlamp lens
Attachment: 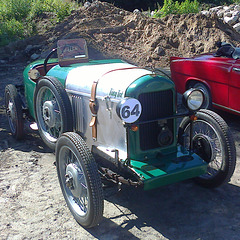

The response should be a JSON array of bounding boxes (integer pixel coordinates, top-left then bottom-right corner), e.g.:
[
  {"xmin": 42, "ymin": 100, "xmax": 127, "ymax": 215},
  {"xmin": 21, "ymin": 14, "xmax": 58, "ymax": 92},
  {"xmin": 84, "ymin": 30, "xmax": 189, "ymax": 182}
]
[{"xmin": 187, "ymin": 90, "xmax": 204, "ymax": 111}]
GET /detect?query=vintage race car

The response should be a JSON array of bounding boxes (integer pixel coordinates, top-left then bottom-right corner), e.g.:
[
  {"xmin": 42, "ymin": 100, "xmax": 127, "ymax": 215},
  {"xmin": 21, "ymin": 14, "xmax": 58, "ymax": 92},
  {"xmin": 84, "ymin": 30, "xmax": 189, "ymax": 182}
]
[
  {"xmin": 5, "ymin": 39, "xmax": 236, "ymax": 228},
  {"xmin": 170, "ymin": 42, "xmax": 240, "ymax": 114}
]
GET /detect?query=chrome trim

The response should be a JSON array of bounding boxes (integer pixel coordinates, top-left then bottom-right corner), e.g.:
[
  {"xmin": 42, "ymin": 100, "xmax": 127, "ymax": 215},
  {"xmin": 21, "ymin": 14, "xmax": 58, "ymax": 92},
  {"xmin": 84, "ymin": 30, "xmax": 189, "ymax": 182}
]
[
  {"xmin": 66, "ymin": 89, "xmax": 90, "ymax": 98},
  {"xmin": 67, "ymin": 89, "xmax": 122, "ymax": 103},
  {"xmin": 213, "ymin": 103, "xmax": 240, "ymax": 114},
  {"xmin": 233, "ymin": 67, "xmax": 240, "ymax": 72}
]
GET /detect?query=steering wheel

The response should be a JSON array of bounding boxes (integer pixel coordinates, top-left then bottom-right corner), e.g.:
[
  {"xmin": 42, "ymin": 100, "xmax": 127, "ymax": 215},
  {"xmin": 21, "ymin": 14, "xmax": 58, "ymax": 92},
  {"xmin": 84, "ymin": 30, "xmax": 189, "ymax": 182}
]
[{"xmin": 44, "ymin": 48, "xmax": 57, "ymax": 75}]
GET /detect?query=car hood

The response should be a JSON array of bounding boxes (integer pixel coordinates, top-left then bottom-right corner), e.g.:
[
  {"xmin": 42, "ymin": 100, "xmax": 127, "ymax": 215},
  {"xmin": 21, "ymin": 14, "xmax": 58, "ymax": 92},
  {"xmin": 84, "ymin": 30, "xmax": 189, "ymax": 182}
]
[{"xmin": 65, "ymin": 62, "xmax": 151, "ymax": 98}]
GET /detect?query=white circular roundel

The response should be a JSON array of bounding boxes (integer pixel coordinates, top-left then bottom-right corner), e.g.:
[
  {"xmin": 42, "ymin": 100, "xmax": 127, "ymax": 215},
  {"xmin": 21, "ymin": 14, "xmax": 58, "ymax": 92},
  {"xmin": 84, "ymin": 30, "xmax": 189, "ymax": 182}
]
[{"xmin": 119, "ymin": 98, "xmax": 142, "ymax": 123}]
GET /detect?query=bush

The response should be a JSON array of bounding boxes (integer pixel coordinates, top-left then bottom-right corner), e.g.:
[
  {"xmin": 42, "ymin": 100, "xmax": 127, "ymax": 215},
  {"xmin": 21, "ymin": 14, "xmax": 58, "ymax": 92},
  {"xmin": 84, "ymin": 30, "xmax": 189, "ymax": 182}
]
[
  {"xmin": 30, "ymin": 0, "xmax": 77, "ymax": 20},
  {"xmin": 153, "ymin": 0, "xmax": 200, "ymax": 18},
  {"xmin": 0, "ymin": 19, "xmax": 25, "ymax": 46},
  {"xmin": 0, "ymin": 0, "xmax": 79, "ymax": 46},
  {"xmin": 0, "ymin": 0, "xmax": 32, "ymax": 21}
]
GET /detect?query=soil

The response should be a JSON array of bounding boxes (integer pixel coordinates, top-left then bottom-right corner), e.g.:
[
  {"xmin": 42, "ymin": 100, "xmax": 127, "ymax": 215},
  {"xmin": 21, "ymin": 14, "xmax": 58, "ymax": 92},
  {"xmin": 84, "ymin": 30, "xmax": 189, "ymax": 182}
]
[{"xmin": 1, "ymin": 2, "xmax": 240, "ymax": 239}]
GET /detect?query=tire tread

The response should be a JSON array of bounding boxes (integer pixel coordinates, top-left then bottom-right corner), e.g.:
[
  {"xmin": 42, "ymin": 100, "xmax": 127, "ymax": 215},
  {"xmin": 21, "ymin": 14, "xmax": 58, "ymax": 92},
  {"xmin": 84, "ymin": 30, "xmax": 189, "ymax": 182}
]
[{"xmin": 57, "ymin": 132, "xmax": 104, "ymax": 228}]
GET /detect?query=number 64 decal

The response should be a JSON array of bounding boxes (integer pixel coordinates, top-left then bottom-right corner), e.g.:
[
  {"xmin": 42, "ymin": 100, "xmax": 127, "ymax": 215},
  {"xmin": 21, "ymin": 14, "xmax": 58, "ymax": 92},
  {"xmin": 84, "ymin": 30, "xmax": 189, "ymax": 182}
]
[{"xmin": 116, "ymin": 98, "xmax": 142, "ymax": 123}]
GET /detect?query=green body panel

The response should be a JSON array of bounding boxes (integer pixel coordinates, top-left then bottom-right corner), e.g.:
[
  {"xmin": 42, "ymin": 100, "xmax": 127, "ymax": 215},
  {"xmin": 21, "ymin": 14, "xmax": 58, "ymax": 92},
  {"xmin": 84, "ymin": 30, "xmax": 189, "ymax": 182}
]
[
  {"xmin": 125, "ymin": 74, "xmax": 177, "ymax": 161},
  {"xmin": 23, "ymin": 58, "xmax": 124, "ymax": 119},
  {"xmin": 124, "ymin": 74, "xmax": 208, "ymax": 190},
  {"xmin": 23, "ymin": 58, "xmax": 59, "ymax": 118},
  {"xmin": 130, "ymin": 147, "xmax": 208, "ymax": 190}
]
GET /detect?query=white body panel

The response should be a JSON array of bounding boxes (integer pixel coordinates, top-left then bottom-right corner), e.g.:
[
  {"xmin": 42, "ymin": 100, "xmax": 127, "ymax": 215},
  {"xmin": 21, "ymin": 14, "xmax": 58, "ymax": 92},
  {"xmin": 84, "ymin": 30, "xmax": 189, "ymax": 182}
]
[
  {"xmin": 65, "ymin": 62, "xmax": 152, "ymax": 160},
  {"xmin": 65, "ymin": 63, "xmax": 151, "ymax": 98}
]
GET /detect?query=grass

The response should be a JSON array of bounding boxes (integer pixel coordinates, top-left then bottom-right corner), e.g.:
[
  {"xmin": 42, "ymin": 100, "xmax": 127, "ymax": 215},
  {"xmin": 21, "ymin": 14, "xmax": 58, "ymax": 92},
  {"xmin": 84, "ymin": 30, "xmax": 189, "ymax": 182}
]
[{"xmin": 0, "ymin": 0, "xmax": 80, "ymax": 46}]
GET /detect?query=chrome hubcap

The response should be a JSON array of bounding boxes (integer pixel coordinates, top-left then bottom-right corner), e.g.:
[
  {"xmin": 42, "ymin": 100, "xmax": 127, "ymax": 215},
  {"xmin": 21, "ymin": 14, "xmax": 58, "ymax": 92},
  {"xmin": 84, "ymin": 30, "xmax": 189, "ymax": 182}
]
[
  {"xmin": 8, "ymin": 102, "xmax": 14, "ymax": 119},
  {"xmin": 65, "ymin": 163, "xmax": 85, "ymax": 198},
  {"xmin": 43, "ymin": 100, "xmax": 58, "ymax": 128},
  {"xmin": 6, "ymin": 100, "xmax": 16, "ymax": 132}
]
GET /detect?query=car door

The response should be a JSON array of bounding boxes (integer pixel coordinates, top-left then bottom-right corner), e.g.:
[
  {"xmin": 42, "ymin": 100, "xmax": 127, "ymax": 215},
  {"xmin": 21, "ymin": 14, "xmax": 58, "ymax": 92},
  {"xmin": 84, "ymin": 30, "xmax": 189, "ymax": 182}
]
[{"xmin": 229, "ymin": 59, "xmax": 240, "ymax": 113}]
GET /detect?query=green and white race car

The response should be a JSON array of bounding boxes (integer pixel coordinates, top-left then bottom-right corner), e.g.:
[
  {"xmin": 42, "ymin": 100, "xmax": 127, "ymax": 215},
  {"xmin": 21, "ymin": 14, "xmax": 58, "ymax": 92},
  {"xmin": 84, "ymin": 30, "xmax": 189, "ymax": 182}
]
[{"xmin": 5, "ymin": 38, "xmax": 236, "ymax": 228}]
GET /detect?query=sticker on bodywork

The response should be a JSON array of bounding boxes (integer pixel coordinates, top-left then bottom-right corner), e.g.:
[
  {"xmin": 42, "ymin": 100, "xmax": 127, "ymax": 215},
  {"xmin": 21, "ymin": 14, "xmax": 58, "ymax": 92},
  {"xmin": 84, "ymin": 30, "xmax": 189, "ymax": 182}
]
[
  {"xmin": 109, "ymin": 88, "xmax": 124, "ymax": 98},
  {"xmin": 116, "ymin": 98, "xmax": 142, "ymax": 123}
]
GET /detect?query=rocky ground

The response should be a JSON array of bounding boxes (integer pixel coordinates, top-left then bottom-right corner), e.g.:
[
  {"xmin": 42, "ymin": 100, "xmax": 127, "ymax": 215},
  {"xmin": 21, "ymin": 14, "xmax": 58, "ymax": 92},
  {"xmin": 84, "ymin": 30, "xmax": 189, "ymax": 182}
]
[{"xmin": 1, "ymin": 1, "xmax": 240, "ymax": 240}]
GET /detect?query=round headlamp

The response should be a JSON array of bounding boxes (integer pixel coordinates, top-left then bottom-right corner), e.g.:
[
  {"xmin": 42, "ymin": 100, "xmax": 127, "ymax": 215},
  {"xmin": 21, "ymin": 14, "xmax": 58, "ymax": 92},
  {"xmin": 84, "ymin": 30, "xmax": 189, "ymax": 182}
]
[{"xmin": 182, "ymin": 89, "xmax": 204, "ymax": 111}]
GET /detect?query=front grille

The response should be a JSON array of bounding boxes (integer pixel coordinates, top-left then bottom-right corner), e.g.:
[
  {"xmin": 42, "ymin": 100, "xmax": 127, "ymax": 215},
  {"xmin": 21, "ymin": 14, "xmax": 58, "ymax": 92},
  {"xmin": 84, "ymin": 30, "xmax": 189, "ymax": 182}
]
[{"xmin": 138, "ymin": 90, "xmax": 174, "ymax": 151}]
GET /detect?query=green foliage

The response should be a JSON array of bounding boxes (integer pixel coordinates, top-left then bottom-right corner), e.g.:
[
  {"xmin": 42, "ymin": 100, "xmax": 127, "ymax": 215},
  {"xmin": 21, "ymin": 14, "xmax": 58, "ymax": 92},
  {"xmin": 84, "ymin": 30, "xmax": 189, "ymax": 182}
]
[
  {"xmin": 153, "ymin": 0, "xmax": 200, "ymax": 18},
  {"xmin": 54, "ymin": 1, "xmax": 73, "ymax": 21},
  {"xmin": 0, "ymin": 0, "xmax": 79, "ymax": 46},
  {"xmin": 30, "ymin": 0, "xmax": 77, "ymax": 21},
  {"xmin": 0, "ymin": 0, "xmax": 32, "ymax": 21},
  {"xmin": 0, "ymin": 19, "xmax": 25, "ymax": 46}
]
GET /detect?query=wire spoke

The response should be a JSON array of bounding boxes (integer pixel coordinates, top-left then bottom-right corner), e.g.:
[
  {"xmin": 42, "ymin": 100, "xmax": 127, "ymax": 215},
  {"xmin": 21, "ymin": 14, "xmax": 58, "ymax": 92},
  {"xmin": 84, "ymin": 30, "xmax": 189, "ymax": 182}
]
[{"xmin": 183, "ymin": 119, "xmax": 223, "ymax": 179}]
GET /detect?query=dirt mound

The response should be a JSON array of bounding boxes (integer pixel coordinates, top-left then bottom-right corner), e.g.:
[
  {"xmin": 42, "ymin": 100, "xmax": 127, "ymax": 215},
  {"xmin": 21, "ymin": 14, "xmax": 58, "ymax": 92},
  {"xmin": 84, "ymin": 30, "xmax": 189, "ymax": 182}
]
[{"xmin": 1, "ymin": 1, "xmax": 240, "ymax": 67}]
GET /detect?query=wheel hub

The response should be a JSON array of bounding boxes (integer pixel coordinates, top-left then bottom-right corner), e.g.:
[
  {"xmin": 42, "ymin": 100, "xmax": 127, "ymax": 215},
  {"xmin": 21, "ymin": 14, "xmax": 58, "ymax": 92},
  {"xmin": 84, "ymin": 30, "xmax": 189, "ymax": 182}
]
[
  {"xmin": 193, "ymin": 134, "xmax": 213, "ymax": 163},
  {"xmin": 6, "ymin": 101, "xmax": 16, "ymax": 132},
  {"xmin": 65, "ymin": 163, "xmax": 84, "ymax": 198},
  {"xmin": 7, "ymin": 102, "xmax": 15, "ymax": 120},
  {"xmin": 42, "ymin": 101, "xmax": 58, "ymax": 128}
]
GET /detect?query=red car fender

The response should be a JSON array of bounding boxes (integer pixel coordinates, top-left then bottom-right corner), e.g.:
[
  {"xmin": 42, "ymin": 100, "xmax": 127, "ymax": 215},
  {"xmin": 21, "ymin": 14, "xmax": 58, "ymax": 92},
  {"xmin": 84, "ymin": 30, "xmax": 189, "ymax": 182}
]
[{"xmin": 185, "ymin": 77, "xmax": 212, "ymax": 93}]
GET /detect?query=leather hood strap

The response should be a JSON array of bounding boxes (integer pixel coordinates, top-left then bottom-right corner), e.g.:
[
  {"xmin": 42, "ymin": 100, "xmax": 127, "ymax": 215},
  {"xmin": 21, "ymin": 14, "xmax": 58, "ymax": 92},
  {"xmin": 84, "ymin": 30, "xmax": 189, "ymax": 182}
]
[
  {"xmin": 88, "ymin": 66, "xmax": 139, "ymax": 140},
  {"xmin": 89, "ymin": 80, "xmax": 98, "ymax": 140}
]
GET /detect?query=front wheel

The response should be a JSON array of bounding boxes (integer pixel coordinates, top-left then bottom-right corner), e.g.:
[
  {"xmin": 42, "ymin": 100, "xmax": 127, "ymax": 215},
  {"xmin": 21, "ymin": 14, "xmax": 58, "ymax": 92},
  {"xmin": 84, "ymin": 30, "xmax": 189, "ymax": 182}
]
[
  {"xmin": 56, "ymin": 132, "xmax": 104, "ymax": 228},
  {"xmin": 179, "ymin": 109, "xmax": 236, "ymax": 188}
]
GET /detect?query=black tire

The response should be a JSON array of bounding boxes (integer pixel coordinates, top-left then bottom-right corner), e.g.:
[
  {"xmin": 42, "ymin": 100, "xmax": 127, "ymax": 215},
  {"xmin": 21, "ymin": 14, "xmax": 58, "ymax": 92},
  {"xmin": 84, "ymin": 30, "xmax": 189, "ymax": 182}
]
[
  {"xmin": 179, "ymin": 109, "xmax": 236, "ymax": 188},
  {"xmin": 191, "ymin": 82, "xmax": 212, "ymax": 109},
  {"xmin": 34, "ymin": 76, "xmax": 73, "ymax": 150},
  {"xmin": 56, "ymin": 132, "xmax": 104, "ymax": 228},
  {"xmin": 4, "ymin": 84, "xmax": 24, "ymax": 139}
]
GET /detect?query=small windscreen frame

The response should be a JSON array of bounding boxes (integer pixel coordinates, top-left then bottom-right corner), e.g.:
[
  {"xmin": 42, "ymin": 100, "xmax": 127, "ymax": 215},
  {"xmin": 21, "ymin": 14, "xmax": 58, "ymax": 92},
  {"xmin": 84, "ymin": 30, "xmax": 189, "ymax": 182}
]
[{"xmin": 57, "ymin": 38, "xmax": 89, "ymax": 66}]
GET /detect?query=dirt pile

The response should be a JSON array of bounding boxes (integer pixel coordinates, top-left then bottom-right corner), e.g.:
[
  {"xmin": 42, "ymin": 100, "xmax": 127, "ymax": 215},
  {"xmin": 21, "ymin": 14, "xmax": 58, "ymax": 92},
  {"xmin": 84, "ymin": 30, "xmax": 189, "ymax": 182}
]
[{"xmin": 1, "ymin": 1, "xmax": 240, "ymax": 67}]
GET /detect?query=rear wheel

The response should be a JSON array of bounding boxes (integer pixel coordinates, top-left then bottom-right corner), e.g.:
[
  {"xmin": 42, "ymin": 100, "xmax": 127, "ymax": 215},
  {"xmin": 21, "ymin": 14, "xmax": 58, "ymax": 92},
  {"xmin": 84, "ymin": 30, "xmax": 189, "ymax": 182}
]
[
  {"xmin": 34, "ymin": 76, "xmax": 73, "ymax": 150},
  {"xmin": 56, "ymin": 132, "xmax": 104, "ymax": 228},
  {"xmin": 4, "ymin": 84, "xmax": 24, "ymax": 139},
  {"xmin": 179, "ymin": 109, "xmax": 236, "ymax": 188}
]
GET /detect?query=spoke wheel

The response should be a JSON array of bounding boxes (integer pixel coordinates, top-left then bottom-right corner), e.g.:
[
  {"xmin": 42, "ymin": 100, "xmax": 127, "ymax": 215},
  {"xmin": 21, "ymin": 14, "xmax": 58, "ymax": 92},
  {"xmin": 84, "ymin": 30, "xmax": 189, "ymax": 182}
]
[
  {"xmin": 34, "ymin": 77, "xmax": 73, "ymax": 150},
  {"xmin": 4, "ymin": 84, "xmax": 24, "ymax": 139},
  {"xmin": 56, "ymin": 132, "xmax": 104, "ymax": 228},
  {"xmin": 179, "ymin": 109, "xmax": 236, "ymax": 188}
]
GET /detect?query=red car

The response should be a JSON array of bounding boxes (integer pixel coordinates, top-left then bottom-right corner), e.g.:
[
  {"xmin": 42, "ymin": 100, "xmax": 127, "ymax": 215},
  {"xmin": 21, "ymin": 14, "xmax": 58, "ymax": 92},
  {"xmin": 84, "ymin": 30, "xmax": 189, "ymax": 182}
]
[{"xmin": 170, "ymin": 42, "xmax": 240, "ymax": 115}]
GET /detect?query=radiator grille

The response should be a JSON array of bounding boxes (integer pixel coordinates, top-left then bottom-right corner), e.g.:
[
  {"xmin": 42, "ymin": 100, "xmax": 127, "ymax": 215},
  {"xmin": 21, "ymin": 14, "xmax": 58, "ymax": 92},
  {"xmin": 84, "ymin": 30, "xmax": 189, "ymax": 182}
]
[{"xmin": 138, "ymin": 90, "xmax": 174, "ymax": 151}]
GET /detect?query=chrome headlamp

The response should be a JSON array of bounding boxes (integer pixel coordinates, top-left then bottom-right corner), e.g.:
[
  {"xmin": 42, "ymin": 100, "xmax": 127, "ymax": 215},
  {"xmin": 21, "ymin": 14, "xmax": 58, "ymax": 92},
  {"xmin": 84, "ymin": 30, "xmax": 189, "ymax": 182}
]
[{"xmin": 182, "ymin": 88, "xmax": 204, "ymax": 111}]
